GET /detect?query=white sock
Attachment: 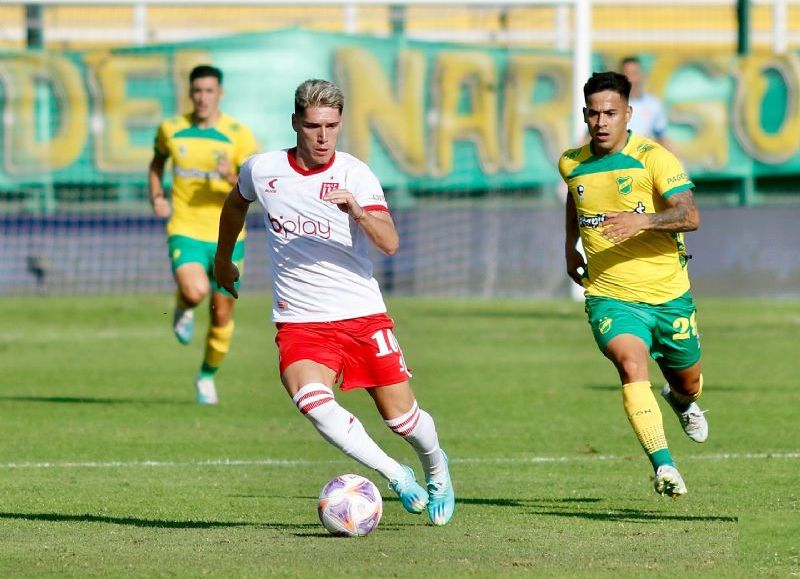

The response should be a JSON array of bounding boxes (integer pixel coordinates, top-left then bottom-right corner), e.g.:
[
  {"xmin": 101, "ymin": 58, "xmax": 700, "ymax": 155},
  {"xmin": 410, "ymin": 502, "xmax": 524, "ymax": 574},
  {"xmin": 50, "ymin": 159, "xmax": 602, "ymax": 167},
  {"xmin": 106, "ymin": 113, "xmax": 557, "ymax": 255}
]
[
  {"xmin": 385, "ymin": 401, "xmax": 445, "ymax": 483},
  {"xmin": 293, "ymin": 383, "xmax": 401, "ymax": 481}
]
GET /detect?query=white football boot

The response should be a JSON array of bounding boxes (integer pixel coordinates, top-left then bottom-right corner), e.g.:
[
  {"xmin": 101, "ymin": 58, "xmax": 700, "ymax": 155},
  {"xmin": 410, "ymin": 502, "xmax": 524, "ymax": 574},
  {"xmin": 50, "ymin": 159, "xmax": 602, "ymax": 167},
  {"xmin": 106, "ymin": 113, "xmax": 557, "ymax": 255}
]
[
  {"xmin": 195, "ymin": 375, "xmax": 219, "ymax": 405},
  {"xmin": 654, "ymin": 465, "xmax": 688, "ymax": 498},
  {"xmin": 173, "ymin": 308, "xmax": 195, "ymax": 345},
  {"xmin": 661, "ymin": 383, "xmax": 708, "ymax": 443}
]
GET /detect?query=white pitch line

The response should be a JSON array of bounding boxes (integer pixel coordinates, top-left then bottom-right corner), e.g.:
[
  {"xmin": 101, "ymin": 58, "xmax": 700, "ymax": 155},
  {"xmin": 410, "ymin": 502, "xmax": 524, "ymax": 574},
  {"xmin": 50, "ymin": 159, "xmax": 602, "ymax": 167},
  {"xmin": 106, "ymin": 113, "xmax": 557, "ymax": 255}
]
[{"xmin": 0, "ymin": 452, "xmax": 798, "ymax": 470}]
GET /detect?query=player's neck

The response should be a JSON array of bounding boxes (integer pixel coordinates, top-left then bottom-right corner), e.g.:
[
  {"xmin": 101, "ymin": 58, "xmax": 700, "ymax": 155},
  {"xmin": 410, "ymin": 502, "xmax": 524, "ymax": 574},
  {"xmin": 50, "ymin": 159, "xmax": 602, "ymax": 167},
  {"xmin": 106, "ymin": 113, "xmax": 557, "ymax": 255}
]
[
  {"xmin": 192, "ymin": 110, "xmax": 221, "ymax": 129},
  {"xmin": 293, "ymin": 147, "xmax": 332, "ymax": 172},
  {"xmin": 591, "ymin": 135, "xmax": 628, "ymax": 157}
]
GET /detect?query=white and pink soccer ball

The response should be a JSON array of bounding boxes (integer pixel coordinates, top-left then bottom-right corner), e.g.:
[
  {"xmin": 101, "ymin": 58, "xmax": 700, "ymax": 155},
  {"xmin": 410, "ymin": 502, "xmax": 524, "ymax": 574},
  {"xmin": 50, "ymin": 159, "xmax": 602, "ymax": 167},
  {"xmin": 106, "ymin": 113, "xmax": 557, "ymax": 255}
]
[{"xmin": 318, "ymin": 474, "xmax": 383, "ymax": 537}]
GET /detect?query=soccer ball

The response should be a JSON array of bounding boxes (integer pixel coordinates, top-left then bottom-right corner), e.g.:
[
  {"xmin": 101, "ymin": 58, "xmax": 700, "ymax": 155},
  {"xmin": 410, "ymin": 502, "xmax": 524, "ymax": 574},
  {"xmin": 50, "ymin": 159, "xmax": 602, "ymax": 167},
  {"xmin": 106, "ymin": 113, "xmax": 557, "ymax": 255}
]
[{"xmin": 318, "ymin": 474, "xmax": 383, "ymax": 537}]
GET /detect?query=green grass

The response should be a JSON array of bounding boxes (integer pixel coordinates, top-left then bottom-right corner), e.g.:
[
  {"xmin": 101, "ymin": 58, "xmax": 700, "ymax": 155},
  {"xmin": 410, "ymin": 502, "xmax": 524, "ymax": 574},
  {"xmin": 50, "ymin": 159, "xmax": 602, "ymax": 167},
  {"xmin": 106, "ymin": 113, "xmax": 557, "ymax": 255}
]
[{"xmin": 1, "ymin": 295, "xmax": 798, "ymax": 577}]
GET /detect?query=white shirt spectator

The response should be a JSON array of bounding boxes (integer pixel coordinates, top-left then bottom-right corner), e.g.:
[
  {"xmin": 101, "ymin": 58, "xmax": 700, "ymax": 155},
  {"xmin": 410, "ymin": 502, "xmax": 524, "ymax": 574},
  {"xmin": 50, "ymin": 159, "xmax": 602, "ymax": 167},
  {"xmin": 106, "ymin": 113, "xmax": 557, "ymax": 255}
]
[{"xmin": 629, "ymin": 92, "xmax": 668, "ymax": 140}]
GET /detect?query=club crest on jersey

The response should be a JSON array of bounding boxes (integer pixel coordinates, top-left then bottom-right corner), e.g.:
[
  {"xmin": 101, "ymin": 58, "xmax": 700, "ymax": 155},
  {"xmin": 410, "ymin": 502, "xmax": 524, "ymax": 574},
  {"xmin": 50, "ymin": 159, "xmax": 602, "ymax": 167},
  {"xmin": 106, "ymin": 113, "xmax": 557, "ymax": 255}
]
[
  {"xmin": 319, "ymin": 182, "xmax": 340, "ymax": 199},
  {"xmin": 617, "ymin": 176, "xmax": 633, "ymax": 196},
  {"xmin": 576, "ymin": 184, "xmax": 585, "ymax": 200}
]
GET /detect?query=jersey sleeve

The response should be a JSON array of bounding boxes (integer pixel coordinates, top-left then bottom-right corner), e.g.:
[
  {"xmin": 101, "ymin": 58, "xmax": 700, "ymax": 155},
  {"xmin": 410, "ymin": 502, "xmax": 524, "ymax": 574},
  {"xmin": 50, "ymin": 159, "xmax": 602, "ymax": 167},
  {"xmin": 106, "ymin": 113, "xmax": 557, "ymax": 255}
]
[
  {"xmin": 557, "ymin": 147, "xmax": 582, "ymax": 183},
  {"xmin": 348, "ymin": 163, "xmax": 388, "ymax": 211},
  {"xmin": 153, "ymin": 122, "xmax": 170, "ymax": 158},
  {"xmin": 650, "ymin": 148, "xmax": 694, "ymax": 198},
  {"xmin": 557, "ymin": 155, "xmax": 570, "ymax": 182},
  {"xmin": 236, "ymin": 155, "xmax": 258, "ymax": 202},
  {"xmin": 234, "ymin": 125, "xmax": 260, "ymax": 169}
]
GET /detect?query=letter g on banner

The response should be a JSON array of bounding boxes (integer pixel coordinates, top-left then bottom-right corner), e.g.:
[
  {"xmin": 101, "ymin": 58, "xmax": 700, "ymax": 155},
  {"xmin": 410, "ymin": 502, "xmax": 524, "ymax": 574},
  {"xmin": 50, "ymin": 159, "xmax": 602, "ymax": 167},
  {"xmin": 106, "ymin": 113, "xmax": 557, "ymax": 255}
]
[{"xmin": 733, "ymin": 53, "xmax": 800, "ymax": 164}]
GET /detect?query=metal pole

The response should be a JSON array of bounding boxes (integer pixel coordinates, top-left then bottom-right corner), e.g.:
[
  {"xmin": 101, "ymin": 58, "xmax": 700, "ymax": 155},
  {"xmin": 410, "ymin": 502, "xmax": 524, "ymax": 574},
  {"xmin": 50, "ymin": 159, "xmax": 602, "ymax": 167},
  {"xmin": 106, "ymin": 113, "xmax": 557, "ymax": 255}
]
[
  {"xmin": 737, "ymin": 0, "xmax": 750, "ymax": 56},
  {"xmin": 773, "ymin": 0, "xmax": 788, "ymax": 54},
  {"xmin": 25, "ymin": 4, "xmax": 44, "ymax": 48},
  {"xmin": 133, "ymin": 2, "xmax": 148, "ymax": 45},
  {"xmin": 390, "ymin": 4, "xmax": 406, "ymax": 35},
  {"xmin": 344, "ymin": 3, "xmax": 358, "ymax": 34},
  {"xmin": 572, "ymin": 0, "xmax": 592, "ymax": 145}
]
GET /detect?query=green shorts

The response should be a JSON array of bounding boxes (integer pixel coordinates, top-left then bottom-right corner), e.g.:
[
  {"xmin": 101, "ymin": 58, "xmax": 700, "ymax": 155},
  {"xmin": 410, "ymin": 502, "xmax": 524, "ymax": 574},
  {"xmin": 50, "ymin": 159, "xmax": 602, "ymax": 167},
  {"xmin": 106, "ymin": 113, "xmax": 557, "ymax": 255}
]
[
  {"xmin": 585, "ymin": 291, "xmax": 701, "ymax": 371},
  {"xmin": 167, "ymin": 234, "xmax": 245, "ymax": 297}
]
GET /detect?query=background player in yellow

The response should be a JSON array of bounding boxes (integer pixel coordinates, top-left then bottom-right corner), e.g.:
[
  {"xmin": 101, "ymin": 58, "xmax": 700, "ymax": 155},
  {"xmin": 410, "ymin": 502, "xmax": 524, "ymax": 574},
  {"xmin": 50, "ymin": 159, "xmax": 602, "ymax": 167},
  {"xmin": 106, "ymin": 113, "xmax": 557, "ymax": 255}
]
[
  {"xmin": 148, "ymin": 64, "xmax": 259, "ymax": 405},
  {"xmin": 559, "ymin": 71, "xmax": 709, "ymax": 497}
]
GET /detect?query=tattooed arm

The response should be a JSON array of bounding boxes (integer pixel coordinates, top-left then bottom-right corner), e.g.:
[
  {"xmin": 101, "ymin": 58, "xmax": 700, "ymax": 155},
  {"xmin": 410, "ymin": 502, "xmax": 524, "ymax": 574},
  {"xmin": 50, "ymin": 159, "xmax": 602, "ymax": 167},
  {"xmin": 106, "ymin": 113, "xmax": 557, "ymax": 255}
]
[{"xmin": 602, "ymin": 190, "xmax": 700, "ymax": 243}]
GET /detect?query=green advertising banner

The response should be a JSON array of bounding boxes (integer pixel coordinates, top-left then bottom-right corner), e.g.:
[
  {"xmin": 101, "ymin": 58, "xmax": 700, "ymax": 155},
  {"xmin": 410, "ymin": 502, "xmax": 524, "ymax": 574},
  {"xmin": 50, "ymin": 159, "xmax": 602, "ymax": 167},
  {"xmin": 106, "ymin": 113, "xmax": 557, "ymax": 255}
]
[{"xmin": 1, "ymin": 28, "xmax": 800, "ymax": 195}]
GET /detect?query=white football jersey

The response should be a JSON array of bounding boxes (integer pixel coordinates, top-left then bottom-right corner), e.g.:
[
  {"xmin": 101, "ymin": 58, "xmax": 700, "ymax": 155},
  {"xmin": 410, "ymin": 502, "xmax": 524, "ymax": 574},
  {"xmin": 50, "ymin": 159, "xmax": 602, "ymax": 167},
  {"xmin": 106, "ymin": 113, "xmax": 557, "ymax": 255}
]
[{"xmin": 238, "ymin": 148, "xmax": 390, "ymax": 322}]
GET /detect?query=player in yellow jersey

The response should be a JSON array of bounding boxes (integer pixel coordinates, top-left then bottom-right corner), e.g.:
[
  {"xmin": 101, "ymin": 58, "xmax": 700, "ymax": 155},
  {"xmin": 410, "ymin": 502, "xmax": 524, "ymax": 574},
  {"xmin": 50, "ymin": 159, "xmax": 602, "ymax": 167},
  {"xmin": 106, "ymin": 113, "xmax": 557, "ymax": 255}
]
[
  {"xmin": 559, "ymin": 71, "xmax": 709, "ymax": 497},
  {"xmin": 148, "ymin": 64, "xmax": 259, "ymax": 405}
]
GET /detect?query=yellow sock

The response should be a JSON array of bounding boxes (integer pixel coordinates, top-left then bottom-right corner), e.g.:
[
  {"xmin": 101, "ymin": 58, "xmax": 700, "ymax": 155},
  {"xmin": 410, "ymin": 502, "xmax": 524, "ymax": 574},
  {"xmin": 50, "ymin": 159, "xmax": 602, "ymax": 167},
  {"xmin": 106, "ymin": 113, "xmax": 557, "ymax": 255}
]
[
  {"xmin": 670, "ymin": 374, "xmax": 703, "ymax": 406},
  {"xmin": 204, "ymin": 321, "xmax": 234, "ymax": 370},
  {"xmin": 622, "ymin": 381, "xmax": 673, "ymax": 468}
]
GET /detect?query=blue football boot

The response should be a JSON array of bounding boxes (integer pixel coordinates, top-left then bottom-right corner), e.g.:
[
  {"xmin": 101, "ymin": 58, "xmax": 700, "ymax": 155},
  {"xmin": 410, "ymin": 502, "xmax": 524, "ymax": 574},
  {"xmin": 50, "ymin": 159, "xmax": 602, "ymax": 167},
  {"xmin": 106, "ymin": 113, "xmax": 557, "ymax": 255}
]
[
  {"xmin": 388, "ymin": 465, "xmax": 428, "ymax": 514},
  {"xmin": 427, "ymin": 451, "xmax": 455, "ymax": 526}
]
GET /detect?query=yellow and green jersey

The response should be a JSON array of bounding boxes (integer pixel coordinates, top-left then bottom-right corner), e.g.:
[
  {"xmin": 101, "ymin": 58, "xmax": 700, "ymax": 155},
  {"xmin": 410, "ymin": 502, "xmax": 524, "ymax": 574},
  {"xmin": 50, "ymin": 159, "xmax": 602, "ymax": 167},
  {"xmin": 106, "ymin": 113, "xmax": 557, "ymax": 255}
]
[
  {"xmin": 154, "ymin": 113, "xmax": 259, "ymax": 242},
  {"xmin": 558, "ymin": 132, "xmax": 695, "ymax": 304}
]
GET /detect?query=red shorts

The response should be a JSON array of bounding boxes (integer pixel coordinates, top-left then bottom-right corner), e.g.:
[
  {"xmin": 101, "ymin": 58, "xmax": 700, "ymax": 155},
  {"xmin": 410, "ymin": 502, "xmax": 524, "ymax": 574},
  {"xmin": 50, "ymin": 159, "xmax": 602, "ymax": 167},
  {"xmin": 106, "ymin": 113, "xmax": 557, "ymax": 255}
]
[{"xmin": 275, "ymin": 313, "xmax": 412, "ymax": 391}]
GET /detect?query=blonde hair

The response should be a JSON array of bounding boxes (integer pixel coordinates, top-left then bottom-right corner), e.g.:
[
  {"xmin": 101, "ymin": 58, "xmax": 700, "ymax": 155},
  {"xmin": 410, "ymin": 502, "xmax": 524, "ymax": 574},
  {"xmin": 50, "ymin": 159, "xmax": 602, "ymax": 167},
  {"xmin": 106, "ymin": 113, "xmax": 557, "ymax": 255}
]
[{"xmin": 294, "ymin": 79, "xmax": 344, "ymax": 115}]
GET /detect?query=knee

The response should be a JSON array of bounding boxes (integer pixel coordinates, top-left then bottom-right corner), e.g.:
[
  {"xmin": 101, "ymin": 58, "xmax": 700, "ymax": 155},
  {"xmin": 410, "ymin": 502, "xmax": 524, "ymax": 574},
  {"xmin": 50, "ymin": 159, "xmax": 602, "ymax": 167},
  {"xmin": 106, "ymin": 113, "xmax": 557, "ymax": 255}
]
[
  {"xmin": 616, "ymin": 357, "xmax": 647, "ymax": 383},
  {"xmin": 291, "ymin": 383, "xmax": 335, "ymax": 415},
  {"xmin": 673, "ymin": 372, "xmax": 703, "ymax": 395},
  {"xmin": 181, "ymin": 283, "xmax": 209, "ymax": 306}
]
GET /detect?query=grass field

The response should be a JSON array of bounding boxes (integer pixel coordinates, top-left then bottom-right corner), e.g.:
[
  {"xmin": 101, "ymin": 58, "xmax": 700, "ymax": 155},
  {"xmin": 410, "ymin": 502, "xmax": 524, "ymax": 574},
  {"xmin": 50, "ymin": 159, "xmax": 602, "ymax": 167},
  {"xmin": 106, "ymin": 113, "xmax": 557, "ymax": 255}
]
[{"xmin": 1, "ymin": 294, "xmax": 798, "ymax": 577}]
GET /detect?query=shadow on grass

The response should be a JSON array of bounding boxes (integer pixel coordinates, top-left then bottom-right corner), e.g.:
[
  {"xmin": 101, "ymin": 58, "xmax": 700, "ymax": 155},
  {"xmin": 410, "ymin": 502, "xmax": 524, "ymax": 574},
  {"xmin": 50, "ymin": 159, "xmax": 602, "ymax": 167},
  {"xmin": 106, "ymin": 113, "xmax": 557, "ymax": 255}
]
[
  {"xmin": 293, "ymin": 522, "xmax": 414, "ymax": 538},
  {"xmin": 0, "ymin": 511, "xmax": 263, "ymax": 528},
  {"xmin": 417, "ymin": 308, "xmax": 583, "ymax": 321},
  {"xmin": 389, "ymin": 496, "xmax": 736, "ymax": 524},
  {"xmin": 586, "ymin": 383, "xmax": 750, "ymax": 393},
  {"xmin": 0, "ymin": 395, "xmax": 189, "ymax": 405},
  {"xmin": 528, "ymin": 507, "xmax": 738, "ymax": 524},
  {"xmin": 385, "ymin": 496, "xmax": 603, "ymax": 508},
  {"xmin": 584, "ymin": 384, "xmax": 621, "ymax": 392},
  {"xmin": 457, "ymin": 497, "xmax": 603, "ymax": 507},
  {"xmin": 1, "ymin": 510, "xmax": 423, "ymax": 534}
]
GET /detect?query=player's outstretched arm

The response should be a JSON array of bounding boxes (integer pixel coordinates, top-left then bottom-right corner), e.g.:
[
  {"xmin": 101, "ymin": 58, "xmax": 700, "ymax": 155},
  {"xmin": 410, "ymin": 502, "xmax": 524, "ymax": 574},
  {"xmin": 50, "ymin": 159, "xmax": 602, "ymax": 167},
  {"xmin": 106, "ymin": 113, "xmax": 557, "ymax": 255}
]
[{"xmin": 214, "ymin": 185, "xmax": 250, "ymax": 298}]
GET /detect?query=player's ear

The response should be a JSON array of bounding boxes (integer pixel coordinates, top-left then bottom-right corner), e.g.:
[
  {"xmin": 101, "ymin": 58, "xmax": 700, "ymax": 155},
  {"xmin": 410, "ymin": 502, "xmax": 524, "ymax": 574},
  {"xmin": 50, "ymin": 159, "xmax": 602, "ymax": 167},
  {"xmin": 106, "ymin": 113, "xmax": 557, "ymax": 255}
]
[
  {"xmin": 291, "ymin": 113, "xmax": 299, "ymax": 133},
  {"xmin": 625, "ymin": 105, "xmax": 632, "ymax": 123}
]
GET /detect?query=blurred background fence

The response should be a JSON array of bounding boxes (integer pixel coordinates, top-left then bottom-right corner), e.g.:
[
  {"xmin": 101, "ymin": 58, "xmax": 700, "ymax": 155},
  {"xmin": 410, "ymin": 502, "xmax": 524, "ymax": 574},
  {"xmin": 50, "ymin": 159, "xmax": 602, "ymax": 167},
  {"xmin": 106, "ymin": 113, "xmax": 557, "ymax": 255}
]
[{"xmin": 1, "ymin": 1, "xmax": 799, "ymax": 297}]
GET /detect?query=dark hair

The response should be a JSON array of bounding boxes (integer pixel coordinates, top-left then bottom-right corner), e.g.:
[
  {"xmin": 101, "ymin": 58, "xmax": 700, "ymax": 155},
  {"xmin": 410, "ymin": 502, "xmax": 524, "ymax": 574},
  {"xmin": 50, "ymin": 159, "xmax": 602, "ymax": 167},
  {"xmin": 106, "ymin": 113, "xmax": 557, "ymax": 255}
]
[
  {"xmin": 189, "ymin": 65, "xmax": 223, "ymax": 85},
  {"xmin": 620, "ymin": 56, "xmax": 641, "ymax": 68},
  {"xmin": 583, "ymin": 71, "xmax": 631, "ymax": 102}
]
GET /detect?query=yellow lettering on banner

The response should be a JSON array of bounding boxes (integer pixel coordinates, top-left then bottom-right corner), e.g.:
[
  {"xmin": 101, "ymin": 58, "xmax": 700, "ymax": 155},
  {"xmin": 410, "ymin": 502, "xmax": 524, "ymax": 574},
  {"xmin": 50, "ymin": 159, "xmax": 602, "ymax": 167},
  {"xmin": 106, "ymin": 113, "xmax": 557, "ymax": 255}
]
[
  {"xmin": 173, "ymin": 51, "xmax": 213, "ymax": 114},
  {"xmin": 85, "ymin": 52, "xmax": 166, "ymax": 172},
  {"xmin": 0, "ymin": 54, "xmax": 87, "ymax": 174},
  {"xmin": 432, "ymin": 52, "xmax": 499, "ymax": 176},
  {"xmin": 502, "ymin": 54, "xmax": 571, "ymax": 171},
  {"xmin": 648, "ymin": 56, "xmax": 729, "ymax": 169},
  {"xmin": 335, "ymin": 47, "xmax": 426, "ymax": 174},
  {"xmin": 733, "ymin": 53, "xmax": 800, "ymax": 163}
]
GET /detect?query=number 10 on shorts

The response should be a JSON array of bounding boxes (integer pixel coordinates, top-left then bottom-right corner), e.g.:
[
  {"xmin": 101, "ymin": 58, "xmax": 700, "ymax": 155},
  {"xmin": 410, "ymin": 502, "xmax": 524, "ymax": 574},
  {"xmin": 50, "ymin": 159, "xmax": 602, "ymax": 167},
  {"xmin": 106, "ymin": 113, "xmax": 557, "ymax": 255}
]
[{"xmin": 371, "ymin": 329, "xmax": 409, "ymax": 374}]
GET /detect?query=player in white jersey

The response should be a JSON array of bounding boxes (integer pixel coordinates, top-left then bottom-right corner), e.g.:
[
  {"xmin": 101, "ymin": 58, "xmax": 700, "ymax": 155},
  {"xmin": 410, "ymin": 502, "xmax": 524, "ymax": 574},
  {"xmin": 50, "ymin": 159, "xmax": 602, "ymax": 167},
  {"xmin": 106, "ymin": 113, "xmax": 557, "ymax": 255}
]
[
  {"xmin": 620, "ymin": 56, "xmax": 673, "ymax": 150},
  {"xmin": 214, "ymin": 79, "xmax": 455, "ymax": 526}
]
